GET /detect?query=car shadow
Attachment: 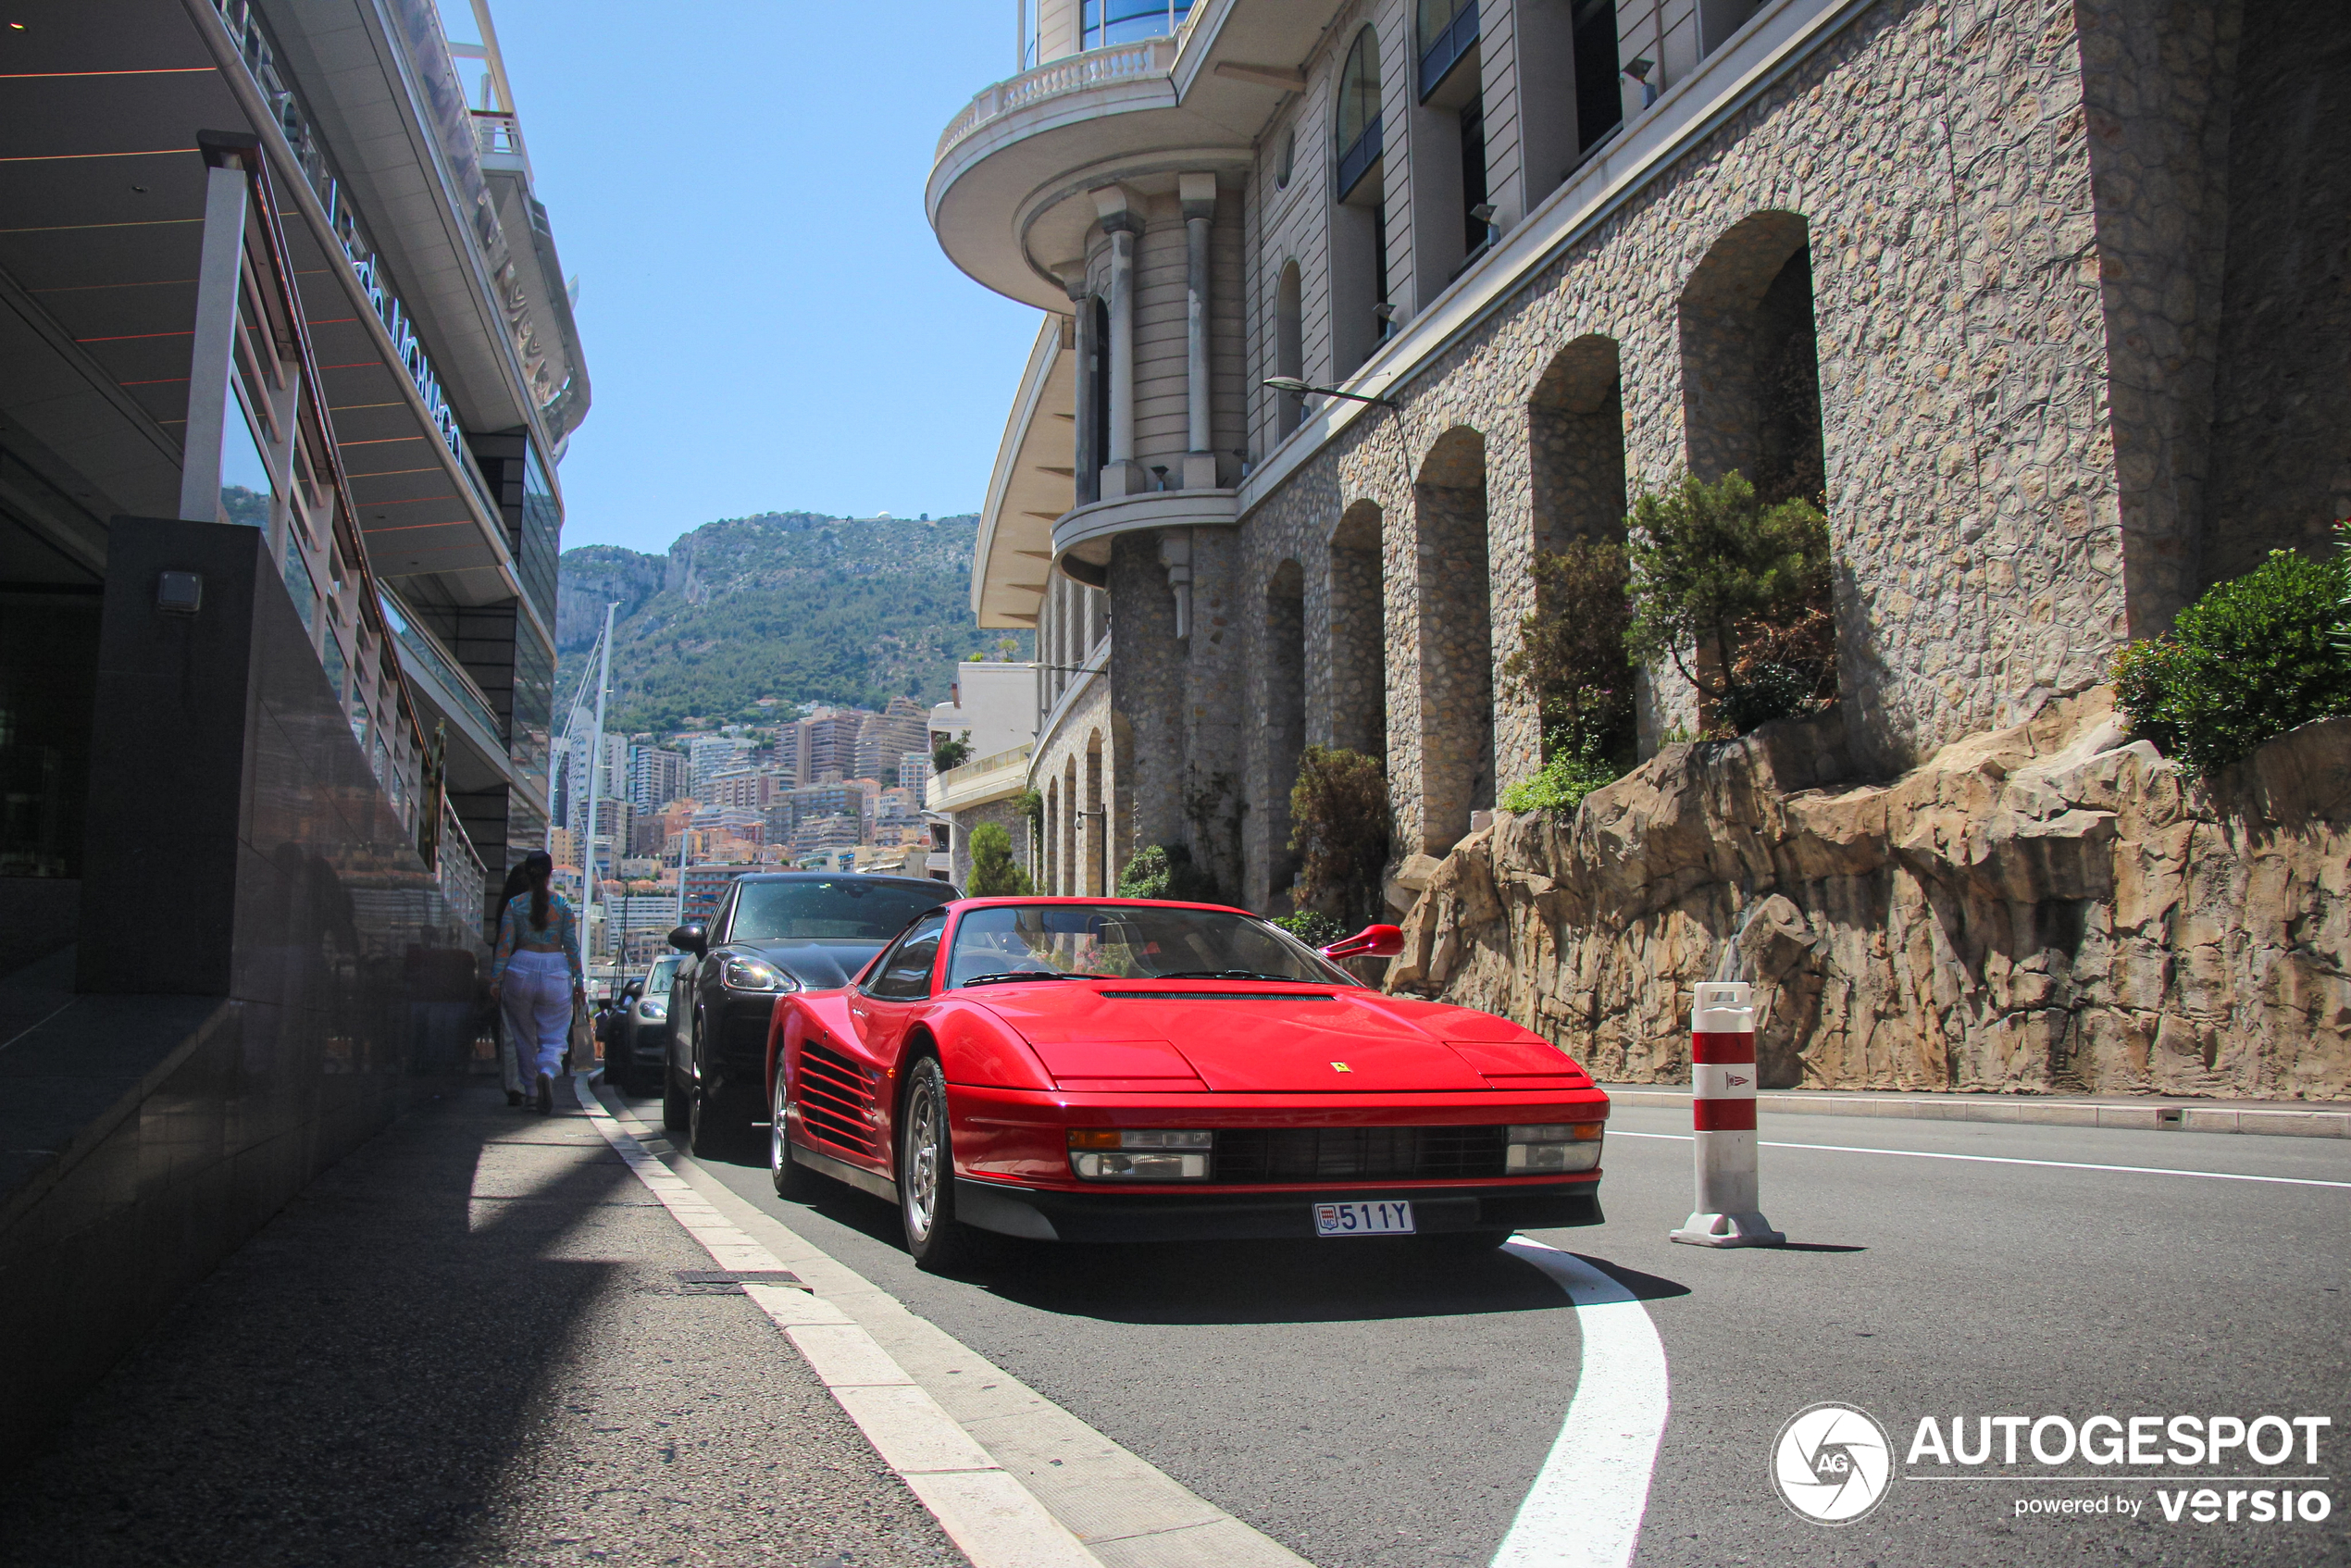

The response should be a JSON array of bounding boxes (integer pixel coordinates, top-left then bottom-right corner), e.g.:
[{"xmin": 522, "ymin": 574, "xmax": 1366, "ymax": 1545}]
[
  {"xmin": 956, "ymin": 1232, "xmax": 1644, "ymax": 1325},
  {"xmin": 1567, "ymin": 1255, "xmax": 1691, "ymax": 1300}
]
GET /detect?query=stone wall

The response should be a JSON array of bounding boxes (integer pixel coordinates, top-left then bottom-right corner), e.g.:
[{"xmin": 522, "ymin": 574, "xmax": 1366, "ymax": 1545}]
[
  {"xmin": 1219, "ymin": 0, "xmax": 2156, "ymax": 926},
  {"xmin": 1385, "ymin": 691, "xmax": 2351, "ymax": 1101}
]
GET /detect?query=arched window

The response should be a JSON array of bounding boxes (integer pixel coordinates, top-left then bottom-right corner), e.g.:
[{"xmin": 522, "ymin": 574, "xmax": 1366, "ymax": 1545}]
[
  {"xmin": 1416, "ymin": 0, "xmax": 1478, "ymax": 97},
  {"xmin": 1082, "ymin": 0, "xmax": 1192, "ymax": 50},
  {"xmin": 1335, "ymin": 25, "xmax": 1382, "ymax": 198}
]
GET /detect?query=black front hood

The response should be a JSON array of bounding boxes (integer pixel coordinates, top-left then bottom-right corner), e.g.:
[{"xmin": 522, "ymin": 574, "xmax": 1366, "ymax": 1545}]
[{"xmin": 740, "ymin": 940, "xmax": 886, "ymax": 991}]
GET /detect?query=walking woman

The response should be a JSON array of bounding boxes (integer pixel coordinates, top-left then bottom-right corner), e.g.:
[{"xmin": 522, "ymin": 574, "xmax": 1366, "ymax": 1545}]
[{"xmin": 489, "ymin": 851, "xmax": 583, "ymax": 1114}]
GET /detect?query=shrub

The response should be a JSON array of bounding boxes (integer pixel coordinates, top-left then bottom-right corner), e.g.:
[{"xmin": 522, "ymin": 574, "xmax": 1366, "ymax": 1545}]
[
  {"xmin": 1115, "ymin": 842, "xmax": 1222, "ymax": 902},
  {"xmin": 1287, "ymin": 746, "xmax": 1390, "ymax": 925},
  {"xmin": 930, "ymin": 730, "xmax": 972, "ymax": 773},
  {"xmin": 1271, "ymin": 910, "xmax": 1350, "ymax": 948},
  {"xmin": 1499, "ymin": 731, "xmax": 1623, "ymax": 815},
  {"xmin": 1503, "ymin": 539, "xmax": 1638, "ymax": 769},
  {"xmin": 2111, "ymin": 548, "xmax": 2351, "ymax": 776},
  {"xmin": 964, "ymin": 821, "xmax": 1031, "ymax": 896},
  {"xmin": 1623, "ymin": 471, "xmax": 1835, "ymax": 734}
]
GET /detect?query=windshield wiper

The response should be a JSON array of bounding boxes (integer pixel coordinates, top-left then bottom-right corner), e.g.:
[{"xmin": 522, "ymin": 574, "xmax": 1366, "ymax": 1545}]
[
  {"xmin": 957, "ymin": 970, "xmax": 1088, "ymax": 988},
  {"xmin": 1153, "ymin": 969, "xmax": 1312, "ymax": 982}
]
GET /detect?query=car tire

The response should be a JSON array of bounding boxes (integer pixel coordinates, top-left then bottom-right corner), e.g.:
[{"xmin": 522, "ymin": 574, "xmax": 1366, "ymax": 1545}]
[
  {"xmin": 689, "ymin": 1079, "xmax": 745, "ymax": 1162},
  {"xmin": 768, "ymin": 1070, "xmax": 804, "ymax": 1199},
  {"xmin": 661, "ymin": 1064, "xmax": 689, "ymax": 1136},
  {"xmin": 897, "ymin": 1056, "xmax": 972, "ymax": 1274}
]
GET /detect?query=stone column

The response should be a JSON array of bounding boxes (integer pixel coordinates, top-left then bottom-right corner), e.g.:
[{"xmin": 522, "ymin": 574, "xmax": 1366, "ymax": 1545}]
[
  {"xmin": 178, "ymin": 133, "xmax": 258, "ymax": 524},
  {"xmin": 1092, "ymin": 185, "xmax": 1141, "ymax": 496},
  {"xmin": 1180, "ymin": 172, "xmax": 1217, "ymax": 490}
]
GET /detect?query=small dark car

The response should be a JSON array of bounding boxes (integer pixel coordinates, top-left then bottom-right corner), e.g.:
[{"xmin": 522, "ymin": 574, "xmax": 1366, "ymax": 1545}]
[
  {"xmin": 664, "ymin": 872, "xmax": 957, "ymax": 1156},
  {"xmin": 604, "ymin": 956, "xmax": 681, "ymax": 1093}
]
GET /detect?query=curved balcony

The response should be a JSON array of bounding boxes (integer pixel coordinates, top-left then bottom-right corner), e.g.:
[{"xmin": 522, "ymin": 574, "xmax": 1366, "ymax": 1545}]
[
  {"xmin": 926, "ymin": 744, "xmax": 1036, "ymax": 814},
  {"xmin": 1051, "ymin": 488, "xmax": 1237, "ymax": 573}
]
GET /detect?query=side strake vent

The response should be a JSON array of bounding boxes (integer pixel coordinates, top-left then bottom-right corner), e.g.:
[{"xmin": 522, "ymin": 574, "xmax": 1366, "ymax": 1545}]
[
  {"xmin": 1100, "ymin": 992, "xmax": 1338, "ymax": 1001},
  {"xmin": 797, "ymin": 1039, "xmax": 877, "ymax": 1157}
]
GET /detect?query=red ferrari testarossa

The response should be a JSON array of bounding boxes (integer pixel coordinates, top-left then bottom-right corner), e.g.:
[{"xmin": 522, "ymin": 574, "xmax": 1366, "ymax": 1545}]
[{"xmin": 762, "ymin": 897, "xmax": 1609, "ymax": 1269}]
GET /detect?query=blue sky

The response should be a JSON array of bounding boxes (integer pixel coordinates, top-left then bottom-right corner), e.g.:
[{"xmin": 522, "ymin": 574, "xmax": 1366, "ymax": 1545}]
[{"xmin": 466, "ymin": 2, "xmax": 1039, "ymax": 554}]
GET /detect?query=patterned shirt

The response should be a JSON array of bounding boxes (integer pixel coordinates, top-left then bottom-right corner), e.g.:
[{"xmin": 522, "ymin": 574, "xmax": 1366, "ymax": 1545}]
[{"xmin": 491, "ymin": 891, "xmax": 583, "ymax": 984}]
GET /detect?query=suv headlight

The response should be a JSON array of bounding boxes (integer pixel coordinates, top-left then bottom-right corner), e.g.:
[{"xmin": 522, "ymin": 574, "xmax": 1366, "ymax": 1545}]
[
  {"xmin": 1068, "ymin": 1129, "xmax": 1212, "ymax": 1180},
  {"xmin": 722, "ymin": 955, "xmax": 795, "ymax": 992},
  {"xmin": 637, "ymin": 998, "xmax": 667, "ymax": 1021},
  {"xmin": 1507, "ymin": 1123, "xmax": 1603, "ymax": 1173}
]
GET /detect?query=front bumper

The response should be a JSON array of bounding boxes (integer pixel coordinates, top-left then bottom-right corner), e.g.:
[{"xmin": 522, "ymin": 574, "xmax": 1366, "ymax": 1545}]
[
  {"xmin": 952, "ymin": 1176, "xmax": 1603, "ymax": 1243},
  {"xmin": 619, "ymin": 1018, "xmax": 671, "ymax": 1067}
]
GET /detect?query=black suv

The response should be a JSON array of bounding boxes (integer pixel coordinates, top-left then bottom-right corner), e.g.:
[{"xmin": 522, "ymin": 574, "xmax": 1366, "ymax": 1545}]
[{"xmin": 664, "ymin": 872, "xmax": 956, "ymax": 1156}]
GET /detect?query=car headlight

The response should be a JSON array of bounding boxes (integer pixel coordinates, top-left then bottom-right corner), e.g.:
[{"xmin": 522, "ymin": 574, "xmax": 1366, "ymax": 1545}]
[
  {"xmin": 637, "ymin": 999, "xmax": 667, "ymax": 1021},
  {"xmin": 721, "ymin": 955, "xmax": 796, "ymax": 992},
  {"xmin": 1068, "ymin": 1129, "xmax": 1212, "ymax": 1181},
  {"xmin": 1507, "ymin": 1123, "xmax": 1603, "ymax": 1173}
]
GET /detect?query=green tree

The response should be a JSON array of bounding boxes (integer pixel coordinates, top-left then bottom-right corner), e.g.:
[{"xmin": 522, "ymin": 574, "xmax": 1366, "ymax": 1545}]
[
  {"xmin": 2112, "ymin": 547, "xmax": 2351, "ymax": 777},
  {"xmin": 1505, "ymin": 538, "xmax": 1637, "ymax": 765},
  {"xmin": 1623, "ymin": 470, "xmax": 1835, "ymax": 734},
  {"xmin": 1287, "ymin": 746, "xmax": 1389, "ymax": 925},
  {"xmin": 1115, "ymin": 843, "xmax": 1222, "ymax": 902},
  {"xmin": 964, "ymin": 821, "xmax": 1032, "ymax": 896},
  {"xmin": 931, "ymin": 730, "xmax": 972, "ymax": 773}
]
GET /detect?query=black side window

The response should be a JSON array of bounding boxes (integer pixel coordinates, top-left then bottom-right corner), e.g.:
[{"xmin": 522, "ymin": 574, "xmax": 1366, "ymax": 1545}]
[
  {"xmin": 867, "ymin": 914, "xmax": 948, "ymax": 1001},
  {"xmin": 713, "ymin": 884, "xmax": 739, "ymax": 942}
]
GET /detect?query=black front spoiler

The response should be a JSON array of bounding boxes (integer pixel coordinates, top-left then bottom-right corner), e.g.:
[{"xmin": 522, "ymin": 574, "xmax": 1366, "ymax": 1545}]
[{"xmin": 951, "ymin": 1178, "xmax": 1603, "ymax": 1244}]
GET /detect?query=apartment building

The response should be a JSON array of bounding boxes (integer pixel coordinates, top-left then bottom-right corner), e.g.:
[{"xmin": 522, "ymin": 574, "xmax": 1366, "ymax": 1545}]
[
  {"xmin": 628, "ymin": 744, "xmax": 688, "ymax": 811},
  {"xmin": 924, "ymin": 657, "xmax": 1040, "ymax": 885},
  {"xmin": 930, "ymin": 0, "xmax": 2345, "ymax": 911},
  {"xmin": 0, "ymin": 0, "xmax": 589, "ymax": 1458}
]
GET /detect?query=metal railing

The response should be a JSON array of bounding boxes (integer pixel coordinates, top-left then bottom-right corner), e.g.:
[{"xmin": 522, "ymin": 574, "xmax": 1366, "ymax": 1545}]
[
  {"xmin": 437, "ymin": 800, "xmax": 489, "ymax": 936},
  {"xmin": 379, "ymin": 591, "xmax": 504, "ymax": 742},
  {"xmin": 936, "ymin": 38, "xmax": 1176, "ymax": 162}
]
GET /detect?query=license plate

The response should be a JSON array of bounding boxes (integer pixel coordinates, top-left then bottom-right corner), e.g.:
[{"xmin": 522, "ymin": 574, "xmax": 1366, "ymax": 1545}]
[{"xmin": 1314, "ymin": 1200, "xmax": 1415, "ymax": 1237}]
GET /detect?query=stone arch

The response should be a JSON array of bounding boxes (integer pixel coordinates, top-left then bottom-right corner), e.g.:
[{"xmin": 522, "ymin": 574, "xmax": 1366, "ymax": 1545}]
[
  {"xmin": 1530, "ymin": 333, "xmax": 1627, "ymax": 554},
  {"xmin": 1325, "ymin": 500, "xmax": 1387, "ymax": 764},
  {"xmin": 1412, "ymin": 426, "xmax": 1494, "ymax": 854},
  {"xmin": 1678, "ymin": 210, "xmax": 1825, "ymax": 504},
  {"xmin": 1256, "ymin": 558, "xmax": 1307, "ymax": 910},
  {"xmin": 1083, "ymin": 730, "xmax": 1106, "ymax": 896},
  {"xmin": 1060, "ymin": 754, "xmax": 1079, "ymax": 895},
  {"xmin": 1527, "ymin": 333, "xmax": 1635, "ymax": 758},
  {"xmin": 1275, "ymin": 260, "xmax": 1304, "ymax": 438}
]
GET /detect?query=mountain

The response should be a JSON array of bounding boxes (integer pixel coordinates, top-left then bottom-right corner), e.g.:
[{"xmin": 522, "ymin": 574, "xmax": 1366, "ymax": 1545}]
[{"xmin": 554, "ymin": 510, "xmax": 1029, "ymax": 733}]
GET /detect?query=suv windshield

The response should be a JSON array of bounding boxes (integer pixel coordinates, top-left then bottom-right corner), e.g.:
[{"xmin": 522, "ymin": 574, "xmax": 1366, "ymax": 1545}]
[
  {"xmin": 729, "ymin": 878, "xmax": 953, "ymax": 943},
  {"xmin": 643, "ymin": 955, "xmax": 679, "ymax": 992},
  {"xmin": 947, "ymin": 904, "xmax": 1353, "ymax": 987}
]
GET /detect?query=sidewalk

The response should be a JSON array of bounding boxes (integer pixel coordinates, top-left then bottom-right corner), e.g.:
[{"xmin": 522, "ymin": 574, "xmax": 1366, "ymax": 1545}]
[
  {"xmin": 1598, "ymin": 1083, "xmax": 2351, "ymax": 1138},
  {"xmin": 0, "ymin": 1079, "xmax": 968, "ymax": 1568}
]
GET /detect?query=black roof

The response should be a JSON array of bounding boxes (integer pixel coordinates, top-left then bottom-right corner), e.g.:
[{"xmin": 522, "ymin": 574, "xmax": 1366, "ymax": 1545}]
[{"xmin": 728, "ymin": 870, "xmax": 955, "ymax": 893}]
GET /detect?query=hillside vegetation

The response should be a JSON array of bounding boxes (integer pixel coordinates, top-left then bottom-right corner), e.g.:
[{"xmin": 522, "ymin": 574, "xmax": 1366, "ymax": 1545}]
[{"xmin": 556, "ymin": 511, "xmax": 1025, "ymax": 731}]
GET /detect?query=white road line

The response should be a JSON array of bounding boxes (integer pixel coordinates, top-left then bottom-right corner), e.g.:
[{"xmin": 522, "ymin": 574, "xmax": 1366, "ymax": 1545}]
[
  {"xmin": 1490, "ymin": 1239, "xmax": 1671, "ymax": 1568},
  {"xmin": 572, "ymin": 1076, "xmax": 1105, "ymax": 1568},
  {"xmin": 1608, "ymin": 1129, "xmax": 2351, "ymax": 1188}
]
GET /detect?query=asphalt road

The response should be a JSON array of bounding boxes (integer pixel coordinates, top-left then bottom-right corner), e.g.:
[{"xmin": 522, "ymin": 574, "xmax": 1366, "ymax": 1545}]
[{"xmin": 634, "ymin": 1090, "xmax": 2351, "ymax": 1568}]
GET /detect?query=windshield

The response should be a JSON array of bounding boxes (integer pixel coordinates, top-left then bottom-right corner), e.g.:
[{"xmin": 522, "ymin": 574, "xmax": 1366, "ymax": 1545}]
[
  {"xmin": 947, "ymin": 904, "xmax": 1354, "ymax": 987},
  {"xmin": 729, "ymin": 878, "xmax": 953, "ymax": 943},
  {"xmin": 643, "ymin": 956, "xmax": 679, "ymax": 991}
]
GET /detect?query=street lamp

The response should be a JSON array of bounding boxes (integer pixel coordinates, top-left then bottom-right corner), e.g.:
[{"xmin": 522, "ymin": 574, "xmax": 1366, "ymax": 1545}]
[{"xmin": 1262, "ymin": 376, "xmax": 1399, "ymax": 409}]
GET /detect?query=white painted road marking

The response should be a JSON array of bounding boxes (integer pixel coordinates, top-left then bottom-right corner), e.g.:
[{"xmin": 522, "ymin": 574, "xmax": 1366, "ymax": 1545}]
[
  {"xmin": 573, "ymin": 1076, "xmax": 1106, "ymax": 1568},
  {"xmin": 1609, "ymin": 1129, "xmax": 2351, "ymax": 1188},
  {"xmin": 1491, "ymin": 1239, "xmax": 1672, "ymax": 1568}
]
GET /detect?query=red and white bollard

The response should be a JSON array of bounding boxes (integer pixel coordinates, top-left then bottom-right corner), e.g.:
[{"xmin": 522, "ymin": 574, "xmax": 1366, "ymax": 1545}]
[{"xmin": 1668, "ymin": 981, "xmax": 1785, "ymax": 1248}]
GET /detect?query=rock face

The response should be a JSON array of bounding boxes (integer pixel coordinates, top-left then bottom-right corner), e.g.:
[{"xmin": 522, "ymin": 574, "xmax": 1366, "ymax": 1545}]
[{"xmin": 1387, "ymin": 691, "xmax": 2351, "ymax": 1100}]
